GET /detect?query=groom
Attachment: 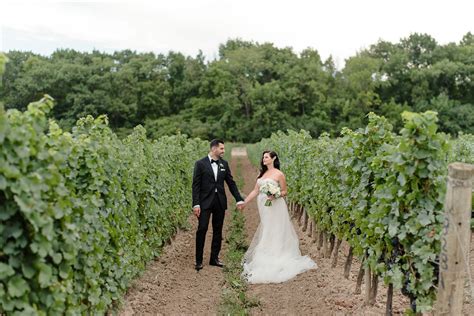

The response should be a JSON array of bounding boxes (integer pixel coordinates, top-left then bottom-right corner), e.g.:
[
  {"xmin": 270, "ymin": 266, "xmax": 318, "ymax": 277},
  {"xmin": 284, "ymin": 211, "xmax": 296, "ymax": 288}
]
[{"xmin": 192, "ymin": 139, "xmax": 245, "ymax": 271}]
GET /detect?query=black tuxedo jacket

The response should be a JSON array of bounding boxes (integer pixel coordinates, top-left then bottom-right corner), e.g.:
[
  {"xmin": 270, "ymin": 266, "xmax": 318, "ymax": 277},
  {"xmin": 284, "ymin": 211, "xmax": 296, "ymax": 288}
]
[{"xmin": 192, "ymin": 157, "xmax": 243, "ymax": 211}]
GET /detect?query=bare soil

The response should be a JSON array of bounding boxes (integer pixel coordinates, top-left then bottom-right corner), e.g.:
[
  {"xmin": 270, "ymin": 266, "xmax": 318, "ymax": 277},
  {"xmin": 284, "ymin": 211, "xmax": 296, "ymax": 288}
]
[{"xmin": 119, "ymin": 151, "xmax": 474, "ymax": 315}]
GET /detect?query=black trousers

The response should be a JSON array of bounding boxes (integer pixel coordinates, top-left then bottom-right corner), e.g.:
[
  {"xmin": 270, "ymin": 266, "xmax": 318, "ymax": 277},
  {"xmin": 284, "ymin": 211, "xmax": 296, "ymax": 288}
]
[{"xmin": 195, "ymin": 193, "xmax": 225, "ymax": 264}]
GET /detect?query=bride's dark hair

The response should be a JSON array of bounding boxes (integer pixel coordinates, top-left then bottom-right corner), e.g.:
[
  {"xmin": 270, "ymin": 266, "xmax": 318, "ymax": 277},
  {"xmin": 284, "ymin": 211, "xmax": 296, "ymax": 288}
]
[{"xmin": 258, "ymin": 150, "xmax": 280, "ymax": 178}]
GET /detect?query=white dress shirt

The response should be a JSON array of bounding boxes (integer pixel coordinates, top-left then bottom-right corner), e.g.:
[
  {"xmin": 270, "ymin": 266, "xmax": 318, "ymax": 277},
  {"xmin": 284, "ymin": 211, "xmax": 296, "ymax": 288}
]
[{"xmin": 209, "ymin": 155, "xmax": 218, "ymax": 182}]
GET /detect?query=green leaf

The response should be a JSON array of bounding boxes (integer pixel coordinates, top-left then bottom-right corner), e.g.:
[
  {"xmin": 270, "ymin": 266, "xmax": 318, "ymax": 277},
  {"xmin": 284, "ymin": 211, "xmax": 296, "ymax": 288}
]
[
  {"xmin": 397, "ymin": 173, "xmax": 406, "ymax": 186},
  {"xmin": 0, "ymin": 204, "xmax": 16, "ymax": 220},
  {"xmin": 12, "ymin": 305, "xmax": 37, "ymax": 316},
  {"xmin": 13, "ymin": 195, "xmax": 34, "ymax": 214},
  {"xmin": 3, "ymin": 164, "xmax": 21, "ymax": 179},
  {"xmin": 390, "ymin": 266, "xmax": 404, "ymax": 289},
  {"xmin": 0, "ymin": 118, "xmax": 6, "ymax": 143},
  {"xmin": 388, "ymin": 222, "xmax": 398, "ymax": 237},
  {"xmin": 417, "ymin": 212, "xmax": 432, "ymax": 226},
  {"xmin": 58, "ymin": 262, "xmax": 70, "ymax": 279},
  {"xmin": 51, "ymin": 252, "xmax": 62, "ymax": 264},
  {"xmin": 0, "ymin": 262, "xmax": 15, "ymax": 279},
  {"xmin": 38, "ymin": 263, "xmax": 53, "ymax": 288},
  {"xmin": 8, "ymin": 256, "xmax": 21, "ymax": 269},
  {"xmin": 7, "ymin": 275, "xmax": 29, "ymax": 297},
  {"xmin": 21, "ymin": 262, "xmax": 36, "ymax": 279},
  {"xmin": 0, "ymin": 175, "xmax": 6, "ymax": 190},
  {"xmin": 5, "ymin": 223, "xmax": 23, "ymax": 239},
  {"xmin": 30, "ymin": 238, "xmax": 51, "ymax": 258}
]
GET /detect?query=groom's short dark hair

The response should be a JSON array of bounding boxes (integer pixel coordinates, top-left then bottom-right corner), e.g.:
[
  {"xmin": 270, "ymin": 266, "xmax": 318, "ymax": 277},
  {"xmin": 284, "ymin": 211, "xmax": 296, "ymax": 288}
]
[{"xmin": 210, "ymin": 139, "xmax": 224, "ymax": 148}]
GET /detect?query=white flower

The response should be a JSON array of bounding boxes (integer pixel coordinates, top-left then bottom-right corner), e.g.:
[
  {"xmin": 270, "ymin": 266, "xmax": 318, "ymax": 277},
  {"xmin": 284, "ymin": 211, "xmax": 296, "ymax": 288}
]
[{"xmin": 259, "ymin": 182, "xmax": 281, "ymax": 206}]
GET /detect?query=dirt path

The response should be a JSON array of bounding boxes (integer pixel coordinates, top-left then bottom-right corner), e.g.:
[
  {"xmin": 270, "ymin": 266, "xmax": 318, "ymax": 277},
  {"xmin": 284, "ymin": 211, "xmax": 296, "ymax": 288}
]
[
  {"xmin": 119, "ymin": 216, "xmax": 227, "ymax": 315},
  {"xmin": 120, "ymin": 150, "xmax": 474, "ymax": 315},
  {"xmin": 119, "ymin": 161, "xmax": 240, "ymax": 315}
]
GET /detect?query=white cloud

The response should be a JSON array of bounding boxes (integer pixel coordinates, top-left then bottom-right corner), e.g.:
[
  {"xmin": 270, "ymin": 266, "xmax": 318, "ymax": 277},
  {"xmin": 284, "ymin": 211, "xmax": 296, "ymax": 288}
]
[{"xmin": 1, "ymin": 0, "xmax": 473, "ymax": 65}]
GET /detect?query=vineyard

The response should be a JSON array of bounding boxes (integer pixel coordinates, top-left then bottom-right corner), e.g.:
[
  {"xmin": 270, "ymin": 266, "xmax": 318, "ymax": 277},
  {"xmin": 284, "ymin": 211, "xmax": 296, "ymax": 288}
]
[
  {"xmin": 248, "ymin": 111, "xmax": 474, "ymax": 313},
  {"xmin": 1, "ymin": 50, "xmax": 474, "ymax": 314},
  {"xmin": 0, "ymin": 88, "xmax": 207, "ymax": 313}
]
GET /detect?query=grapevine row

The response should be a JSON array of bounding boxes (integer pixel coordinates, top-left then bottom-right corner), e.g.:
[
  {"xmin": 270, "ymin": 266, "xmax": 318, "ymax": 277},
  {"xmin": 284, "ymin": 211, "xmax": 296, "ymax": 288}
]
[
  {"xmin": 0, "ymin": 94, "xmax": 207, "ymax": 314},
  {"xmin": 249, "ymin": 111, "xmax": 473, "ymax": 313}
]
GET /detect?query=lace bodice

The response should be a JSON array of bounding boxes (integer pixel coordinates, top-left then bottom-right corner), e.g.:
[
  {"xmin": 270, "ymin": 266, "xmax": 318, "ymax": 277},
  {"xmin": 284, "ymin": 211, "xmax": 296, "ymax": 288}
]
[{"xmin": 257, "ymin": 178, "xmax": 279, "ymax": 186}]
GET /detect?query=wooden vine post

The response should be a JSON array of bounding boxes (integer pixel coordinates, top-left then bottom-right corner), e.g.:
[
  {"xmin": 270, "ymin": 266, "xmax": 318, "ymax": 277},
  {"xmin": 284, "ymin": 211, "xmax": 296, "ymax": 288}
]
[{"xmin": 435, "ymin": 162, "xmax": 474, "ymax": 315}]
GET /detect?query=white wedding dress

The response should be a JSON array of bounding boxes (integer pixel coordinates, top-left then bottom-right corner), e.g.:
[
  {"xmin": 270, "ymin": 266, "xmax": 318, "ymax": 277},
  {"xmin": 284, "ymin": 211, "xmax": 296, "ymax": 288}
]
[{"xmin": 242, "ymin": 178, "xmax": 317, "ymax": 284}]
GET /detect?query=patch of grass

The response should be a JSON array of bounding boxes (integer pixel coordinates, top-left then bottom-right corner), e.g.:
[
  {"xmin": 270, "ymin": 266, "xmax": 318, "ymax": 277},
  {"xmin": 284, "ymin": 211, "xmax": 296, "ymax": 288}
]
[
  {"xmin": 219, "ymin": 158, "xmax": 260, "ymax": 315},
  {"xmin": 220, "ymin": 209, "xmax": 260, "ymax": 315}
]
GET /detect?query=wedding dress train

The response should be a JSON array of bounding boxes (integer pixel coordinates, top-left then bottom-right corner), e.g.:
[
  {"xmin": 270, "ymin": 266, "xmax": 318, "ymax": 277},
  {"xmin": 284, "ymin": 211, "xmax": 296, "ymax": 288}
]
[{"xmin": 242, "ymin": 178, "xmax": 317, "ymax": 284}]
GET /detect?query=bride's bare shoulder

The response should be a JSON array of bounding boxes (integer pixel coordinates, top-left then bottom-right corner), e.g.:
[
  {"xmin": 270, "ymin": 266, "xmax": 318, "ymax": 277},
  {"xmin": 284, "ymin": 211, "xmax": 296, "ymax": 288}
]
[{"xmin": 275, "ymin": 170, "xmax": 285, "ymax": 178}]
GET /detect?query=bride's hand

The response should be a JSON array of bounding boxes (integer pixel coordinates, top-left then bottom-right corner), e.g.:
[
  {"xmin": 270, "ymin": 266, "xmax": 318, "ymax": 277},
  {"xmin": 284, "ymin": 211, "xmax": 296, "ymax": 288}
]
[{"xmin": 267, "ymin": 195, "xmax": 275, "ymax": 201}]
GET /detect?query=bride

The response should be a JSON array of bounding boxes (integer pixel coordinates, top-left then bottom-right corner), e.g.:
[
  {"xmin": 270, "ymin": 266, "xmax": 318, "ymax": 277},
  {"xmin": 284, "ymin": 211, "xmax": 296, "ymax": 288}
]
[{"xmin": 242, "ymin": 150, "xmax": 317, "ymax": 284}]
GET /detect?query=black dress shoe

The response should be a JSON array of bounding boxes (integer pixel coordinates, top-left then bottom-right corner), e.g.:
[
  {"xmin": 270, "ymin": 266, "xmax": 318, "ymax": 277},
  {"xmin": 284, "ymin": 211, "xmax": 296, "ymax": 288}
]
[
  {"xmin": 195, "ymin": 263, "xmax": 203, "ymax": 271},
  {"xmin": 209, "ymin": 259, "xmax": 224, "ymax": 267}
]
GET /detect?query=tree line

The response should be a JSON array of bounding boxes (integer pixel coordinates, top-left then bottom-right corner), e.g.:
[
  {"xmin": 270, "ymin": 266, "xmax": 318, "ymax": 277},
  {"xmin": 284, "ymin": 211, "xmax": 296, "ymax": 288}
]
[{"xmin": 1, "ymin": 32, "xmax": 473, "ymax": 142}]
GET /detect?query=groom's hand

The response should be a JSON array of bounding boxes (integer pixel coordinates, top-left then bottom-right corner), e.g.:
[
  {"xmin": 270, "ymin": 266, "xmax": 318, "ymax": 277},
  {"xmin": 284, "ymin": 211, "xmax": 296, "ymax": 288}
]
[
  {"xmin": 193, "ymin": 207, "xmax": 201, "ymax": 218},
  {"xmin": 236, "ymin": 202, "xmax": 245, "ymax": 210}
]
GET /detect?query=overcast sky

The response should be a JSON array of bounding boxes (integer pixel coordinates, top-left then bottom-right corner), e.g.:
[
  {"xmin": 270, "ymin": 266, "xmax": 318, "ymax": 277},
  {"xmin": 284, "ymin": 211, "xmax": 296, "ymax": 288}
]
[{"xmin": 1, "ymin": 0, "xmax": 473, "ymax": 68}]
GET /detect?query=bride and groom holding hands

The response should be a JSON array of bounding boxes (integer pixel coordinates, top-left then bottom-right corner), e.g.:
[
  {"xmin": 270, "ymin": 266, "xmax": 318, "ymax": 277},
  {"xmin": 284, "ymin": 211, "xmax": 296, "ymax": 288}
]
[{"xmin": 192, "ymin": 139, "xmax": 316, "ymax": 284}]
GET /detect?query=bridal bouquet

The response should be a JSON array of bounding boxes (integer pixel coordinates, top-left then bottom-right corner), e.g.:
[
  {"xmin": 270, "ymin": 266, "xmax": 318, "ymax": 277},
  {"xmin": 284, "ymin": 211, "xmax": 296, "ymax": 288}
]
[{"xmin": 259, "ymin": 182, "xmax": 281, "ymax": 206}]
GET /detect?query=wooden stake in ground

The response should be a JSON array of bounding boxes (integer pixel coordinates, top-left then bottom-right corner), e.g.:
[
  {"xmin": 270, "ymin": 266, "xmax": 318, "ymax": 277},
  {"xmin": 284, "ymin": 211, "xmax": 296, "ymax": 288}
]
[
  {"xmin": 307, "ymin": 219, "xmax": 313, "ymax": 237},
  {"xmin": 344, "ymin": 246, "xmax": 354, "ymax": 279},
  {"xmin": 355, "ymin": 263, "xmax": 365, "ymax": 294},
  {"xmin": 302, "ymin": 208, "xmax": 309, "ymax": 231},
  {"xmin": 327, "ymin": 234, "xmax": 335, "ymax": 258},
  {"xmin": 369, "ymin": 272, "xmax": 378, "ymax": 305},
  {"xmin": 364, "ymin": 266, "xmax": 372, "ymax": 306},
  {"xmin": 311, "ymin": 220, "xmax": 318, "ymax": 243},
  {"xmin": 331, "ymin": 238, "xmax": 342, "ymax": 267},
  {"xmin": 297, "ymin": 205, "xmax": 304, "ymax": 224},
  {"xmin": 386, "ymin": 283, "xmax": 394, "ymax": 316},
  {"xmin": 435, "ymin": 162, "xmax": 474, "ymax": 316},
  {"xmin": 322, "ymin": 232, "xmax": 328, "ymax": 258}
]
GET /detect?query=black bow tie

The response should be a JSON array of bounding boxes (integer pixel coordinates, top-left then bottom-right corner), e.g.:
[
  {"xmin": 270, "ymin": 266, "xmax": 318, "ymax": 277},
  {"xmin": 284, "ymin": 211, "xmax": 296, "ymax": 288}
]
[{"xmin": 211, "ymin": 159, "xmax": 219, "ymax": 164}]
